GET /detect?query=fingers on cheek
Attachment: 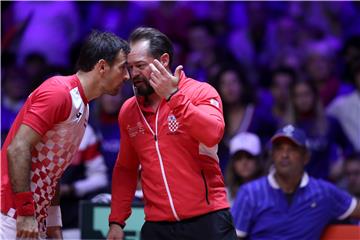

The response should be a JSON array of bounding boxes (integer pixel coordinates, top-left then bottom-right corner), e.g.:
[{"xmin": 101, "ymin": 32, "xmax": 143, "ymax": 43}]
[{"xmin": 149, "ymin": 79, "xmax": 156, "ymax": 88}]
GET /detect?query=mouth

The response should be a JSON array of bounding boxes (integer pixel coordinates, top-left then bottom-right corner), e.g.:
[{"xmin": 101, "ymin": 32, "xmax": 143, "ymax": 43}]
[
  {"xmin": 133, "ymin": 79, "xmax": 146, "ymax": 87},
  {"xmin": 278, "ymin": 160, "xmax": 291, "ymax": 168}
]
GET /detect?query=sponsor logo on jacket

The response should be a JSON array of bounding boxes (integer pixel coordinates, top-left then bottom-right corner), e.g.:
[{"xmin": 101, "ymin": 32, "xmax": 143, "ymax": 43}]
[{"xmin": 127, "ymin": 122, "xmax": 145, "ymax": 138}]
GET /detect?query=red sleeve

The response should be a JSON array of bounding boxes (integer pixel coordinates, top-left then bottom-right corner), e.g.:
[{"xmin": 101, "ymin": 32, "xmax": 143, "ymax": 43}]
[
  {"xmin": 109, "ymin": 102, "xmax": 140, "ymax": 226},
  {"xmin": 23, "ymin": 86, "xmax": 71, "ymax": 136},
  {"xmin": 82, "ymin": 143, "xmax": 101, "ymax": 162},
  {"xmin": 167, "ymin": 83, "xmax": 225, "ymax": 147}
]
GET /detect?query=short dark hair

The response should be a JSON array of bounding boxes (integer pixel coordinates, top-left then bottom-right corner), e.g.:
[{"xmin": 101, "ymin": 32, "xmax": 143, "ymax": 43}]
[
  {"xmin": 129, "ymin": 27, "xmax": 174, "ymax": 66},
  {"xmin": 271, "ymin": 66, "xmax": 297, "ymax": 84},
  {"xmin": 76, "ymin": 30, "xmax": 130, "ymax": 72}
]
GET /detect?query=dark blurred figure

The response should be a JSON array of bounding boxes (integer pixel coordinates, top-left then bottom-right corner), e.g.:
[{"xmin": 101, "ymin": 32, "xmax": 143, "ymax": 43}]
[
  {"xmin": 343, "ymin": 153, "xmax": 360, "ymax": 199},
  {"xmin": 24, "ymin": 52, "xmax": 50, "ymax": 91},
  {"xmin": 228, "ymin": 2, "xmax": 272, "ymax": 84},
  {"xmin": 342, "ymin": 35, "xmax": 360, "ymax": 82},
  {"xmin": 9, "ymin": 1, "xmax": 80, "ymax": 69},
  {"xmin": 226, "ymin": 132, "xmax": 263, "ymax": 205},
  {"xmin": 1, "ymin": 66, "xmax": 30, "ymax": 145},
  {"xmin": 144, "ymin": 1, "xmax": 195, "ymax": 46},
  {"xmin": 185, "ymin": 20, "xmax": 236, "ymax": 83},
  {"xmin": 285, "ymin": 80, "xmax": 354, "ymax": 180},
  {"xmin": 91, "ymin": 83, "xmax": 133, "ymax": 185},
  {"xmin": 268, "ymin": 66, "xmax": 297, "ymax": 127},
  {"xmin": 327, "ymin": 60, "xmax": 360, "ymax": 151},
  {"xmin": 342, "ymin": 153, "xmax": 360, "ymax": 225},
  {"xmin": 304, "ymin": 41, "xmax": 354, "ymax": 106},
  {"xmin": 60, "ymin": 124, "xmax": 108, "ymax": 239},
  {"xmin": 213, "ymin": 65, "xmax": 277, "ymax": 173}
]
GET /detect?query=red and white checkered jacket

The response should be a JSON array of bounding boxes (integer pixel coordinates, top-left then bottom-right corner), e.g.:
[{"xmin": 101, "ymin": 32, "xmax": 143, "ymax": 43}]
[{"xmin": 1, "ymin": 75, "xmax": 88, "ymax": 233}]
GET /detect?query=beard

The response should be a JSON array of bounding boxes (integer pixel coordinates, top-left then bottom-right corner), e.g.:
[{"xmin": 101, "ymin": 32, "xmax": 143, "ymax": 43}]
[{"xmin": 133, "ymin": 76, "xmax": 155, "ymax": 96}]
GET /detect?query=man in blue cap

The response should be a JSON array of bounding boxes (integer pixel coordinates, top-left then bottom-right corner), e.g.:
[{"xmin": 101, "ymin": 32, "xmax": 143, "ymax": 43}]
[{"xmin": 231, "ymin": 124, "xmax": 360, "ymax": 240}]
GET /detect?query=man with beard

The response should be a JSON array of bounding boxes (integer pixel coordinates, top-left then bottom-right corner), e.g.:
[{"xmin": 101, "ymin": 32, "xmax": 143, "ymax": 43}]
[
  {"xmin": 231, "ymin": 125, "xmax": 360, "ymax": 239},
  {"xmin": 108, "ymin": 27, "xmax": 236, "ymax": 240},
  {"xmin": 1, "ymin": 31, "xmax": 130, "ymax": 239}
]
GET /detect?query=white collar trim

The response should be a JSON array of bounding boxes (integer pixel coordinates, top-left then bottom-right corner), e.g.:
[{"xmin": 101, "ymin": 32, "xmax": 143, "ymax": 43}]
[{"xmin": 267, "ymin": 167, "xmax": 309, "ymax": 189}]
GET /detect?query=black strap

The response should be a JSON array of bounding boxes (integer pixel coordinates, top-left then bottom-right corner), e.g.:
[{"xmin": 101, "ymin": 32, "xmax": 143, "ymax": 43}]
[{"xmin": 109, "ymin": 221, "xmax": 125, "ymax": 229}]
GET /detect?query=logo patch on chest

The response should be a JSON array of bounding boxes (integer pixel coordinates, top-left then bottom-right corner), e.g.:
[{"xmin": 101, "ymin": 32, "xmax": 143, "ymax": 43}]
[
  {"xmin": 127, "ymin": 122, "xmax": 145, "ymax": 138},
  {"xmin": 167, "ymin": 114, "xmax": 179, "ymax": 133}
]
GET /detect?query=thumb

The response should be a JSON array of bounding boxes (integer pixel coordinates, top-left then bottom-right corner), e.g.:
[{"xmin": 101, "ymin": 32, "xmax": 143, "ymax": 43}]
[{"xmin": 174, "ymin": 65, "xmax": 183, "ymax": 79}]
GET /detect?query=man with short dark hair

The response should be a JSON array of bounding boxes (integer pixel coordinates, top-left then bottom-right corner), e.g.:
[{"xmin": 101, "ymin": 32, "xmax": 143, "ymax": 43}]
[
  {"xmin": 108, "ymin": 27, "xmax": 236, "ymax": 240},
  {"xmin": 0, "ymin": 30, "xmax": 130, "ymax": 239},
  {"xmin": 231, "ymin": 125, "xmax": 360, "ymax": 239}
]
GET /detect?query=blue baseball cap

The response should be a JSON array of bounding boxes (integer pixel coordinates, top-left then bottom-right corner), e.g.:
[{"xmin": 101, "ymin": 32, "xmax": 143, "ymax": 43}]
[{"xmin": 271, "ymin": 125, "xmax": 307, "ymax": 147}]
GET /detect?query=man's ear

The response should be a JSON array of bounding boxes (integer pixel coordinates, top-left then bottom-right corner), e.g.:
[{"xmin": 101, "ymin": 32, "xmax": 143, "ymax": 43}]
[
  {"xmin": 159, "ymin": 53, "xmax": 170, "ymax": 68},
  {"xmin": 96, "ymin": 59, "xmax": 108, "ymax": 75}
]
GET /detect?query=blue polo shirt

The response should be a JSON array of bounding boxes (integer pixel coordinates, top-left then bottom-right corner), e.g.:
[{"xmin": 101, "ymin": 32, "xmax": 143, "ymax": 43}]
[{"xmin": 231, "ymin": 170, "xmax": 357, "ymax": 240}]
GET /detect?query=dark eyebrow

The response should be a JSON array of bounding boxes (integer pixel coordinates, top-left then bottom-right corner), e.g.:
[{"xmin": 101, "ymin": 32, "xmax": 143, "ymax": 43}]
[{"xmin": 133, "ymin": 61, "xmax": 148, "ymax": 65}]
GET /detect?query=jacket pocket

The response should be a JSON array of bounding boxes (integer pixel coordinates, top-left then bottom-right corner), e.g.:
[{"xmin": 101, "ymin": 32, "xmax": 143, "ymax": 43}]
[{"xmin": 201, "ymin": 170, "xmax": 210, "ymax": 205}]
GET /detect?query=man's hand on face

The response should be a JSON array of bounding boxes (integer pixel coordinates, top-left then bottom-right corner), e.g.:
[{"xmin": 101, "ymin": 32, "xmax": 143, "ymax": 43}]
[{"xmin": 149, "ymin": 59, "xmax": 183, "ymax": 100}]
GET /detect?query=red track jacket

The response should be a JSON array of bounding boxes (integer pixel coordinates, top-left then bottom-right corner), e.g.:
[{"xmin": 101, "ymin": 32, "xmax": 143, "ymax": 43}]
[{"xmin": 109, "ymin": 72, "xmax": 229, "ymax": 225}]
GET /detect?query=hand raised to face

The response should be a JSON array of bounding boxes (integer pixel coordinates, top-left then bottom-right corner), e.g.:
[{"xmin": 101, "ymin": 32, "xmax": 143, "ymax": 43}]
[{"xmin": 149, "ymin": 59, "xmax": 183, "ymax": 100}]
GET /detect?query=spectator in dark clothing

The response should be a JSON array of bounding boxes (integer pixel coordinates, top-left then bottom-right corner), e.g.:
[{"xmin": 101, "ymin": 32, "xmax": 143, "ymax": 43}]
[
  {"xmin": 285, "ymin": 80, "xmax": 354, "ymax": 180},
  {"xmin": 213, "ymin": 65, "xmax": 277, "ymax": 173}
]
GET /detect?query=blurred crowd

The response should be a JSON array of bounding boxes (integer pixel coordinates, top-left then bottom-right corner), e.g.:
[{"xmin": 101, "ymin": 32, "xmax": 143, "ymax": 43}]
[{"xmin": 2, "ymin": 1, "xmax": 360, "ymax": 234}]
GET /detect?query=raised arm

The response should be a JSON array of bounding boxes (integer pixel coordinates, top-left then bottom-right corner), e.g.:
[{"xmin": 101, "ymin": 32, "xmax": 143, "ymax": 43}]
[{"xmin": 148, "ymin": 60, "xmax": 224, "ymax": 147}]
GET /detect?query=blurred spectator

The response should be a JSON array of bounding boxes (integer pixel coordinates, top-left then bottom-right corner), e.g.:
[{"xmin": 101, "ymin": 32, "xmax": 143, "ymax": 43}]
[
  {"xmin": 263, "ymin": 16, "xmax": 303, "ymax": 71},
  {"xmin": 228, "ymin": 2, "xmax": 272, "ymax": 84},
  {"xmin": 185, "ymin": 20, "xmax": 236, "ymax": 83},
  {"xmin": 285, "ymin": 80, "xmax": 354, "ymax": 180},
  {"xmin": 343, "ymin": 153, "xmax": 360, "ymax": 199},
  {"xmin": 23, "ymin": 52, "xmax": 51, "ymax": 91},
  {"xmin": 231, "ymin": 125, "xmax": 360, "ymax": 239},
  {"xmin": 84, "ymin": 2, "xmax": 146, "ymax": 39},
  {"xmin": 342, "ymin": 35, "xmax": 360, "ymax": 78},
  {"xmin": 10, "ymin": 1, "xmax": 80, "ymax": 68},
  {"xmin": 1, "ymin": 66, "xmax": 30, "ymax": 145},
  {"xmin": 144, "ymin": 1, "xmax": 195, "ymax": 46},
  {"xmin": 91, "ymin": 84, "xmax": 133, "ymax": 185},
  {"xmin": 226, "ymin": 132, "xmax": 263, "ymax": 205},
  {"xmin": 340, "ymin": 153, "xmax": 360, "ymax": 225},
  {"xmin": 60, "ymin": 124, "xmax": 108, "ymax": 237},
  {"xmin": 213, "ymin": 65, "xmax": 277, "ymax": 173},
  {"xmin": 304, "ymin": 40, "xmax": 354, "ymax": 106},
  {"xmin": 327, "ymin": 61, "xmax": 360, "ymax": 151},
  {"xmin": 268, "ymin": 66, "xmax": 297, "ymax": 127}
]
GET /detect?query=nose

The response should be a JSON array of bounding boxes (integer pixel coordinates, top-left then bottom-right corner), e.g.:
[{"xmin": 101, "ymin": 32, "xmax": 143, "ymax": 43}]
[
  {"xmin": 124, "ymin": 69, "xmax": 130, "ymax": 81},
  {"xmin": 130, "ymin": 66, "xmax": 140, "ymax": 78},
  {"xmin": 281, "ymin": 148, "xmax": 290, "ymax": 158}
]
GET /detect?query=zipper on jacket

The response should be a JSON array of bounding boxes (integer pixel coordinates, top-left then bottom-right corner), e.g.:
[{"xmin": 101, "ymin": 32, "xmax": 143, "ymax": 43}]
[
  {"xmin": 134, "ymin": 98, "xmax": 180, "ymax": 221},
  {"xmin": 201, "ymin": 170, "xmax": 210, "ymax": 205}
]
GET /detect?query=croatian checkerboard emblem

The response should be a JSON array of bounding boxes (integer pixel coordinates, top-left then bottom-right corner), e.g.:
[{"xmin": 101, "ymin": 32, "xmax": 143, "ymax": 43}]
[{"xmin": 168, "ymin": 114, "xmax": 179, "ymax": 132}]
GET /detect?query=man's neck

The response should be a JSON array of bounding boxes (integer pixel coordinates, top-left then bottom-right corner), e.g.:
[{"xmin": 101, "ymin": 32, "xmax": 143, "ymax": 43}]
[
  {"xmin": 76, "ymin": 71, "xmax": 100, "ymax": 102},
  {"xmin": 144, "ymin": 93, "xmax": 162, "ymax": 111},
  {"xmin": 275, "ymin": 172, "xmax": 303, "ymax": 193}
]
